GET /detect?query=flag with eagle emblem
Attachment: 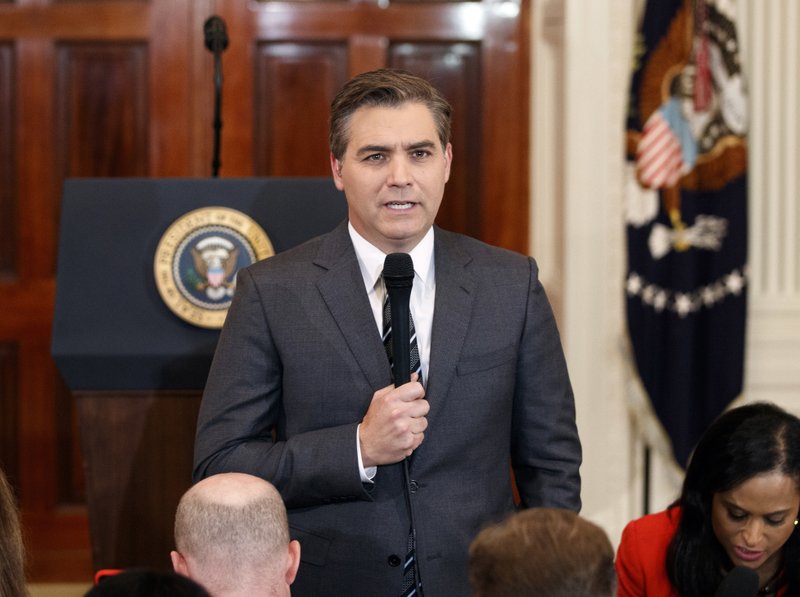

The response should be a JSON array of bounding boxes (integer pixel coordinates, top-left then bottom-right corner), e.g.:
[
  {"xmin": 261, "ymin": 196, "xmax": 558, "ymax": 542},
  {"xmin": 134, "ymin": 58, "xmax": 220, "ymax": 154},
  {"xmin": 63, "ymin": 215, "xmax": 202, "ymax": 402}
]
[{"xmin": 625, "ymin": 0, "xmax": 748, "ymax": 467}]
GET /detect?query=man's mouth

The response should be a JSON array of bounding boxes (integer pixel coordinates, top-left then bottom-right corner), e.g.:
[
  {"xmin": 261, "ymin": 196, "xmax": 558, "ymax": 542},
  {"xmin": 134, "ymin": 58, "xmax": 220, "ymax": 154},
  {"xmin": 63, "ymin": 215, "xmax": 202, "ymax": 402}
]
[{"xmin": 386, "ymin": 202, "xmax": 414, "ymax": 210}]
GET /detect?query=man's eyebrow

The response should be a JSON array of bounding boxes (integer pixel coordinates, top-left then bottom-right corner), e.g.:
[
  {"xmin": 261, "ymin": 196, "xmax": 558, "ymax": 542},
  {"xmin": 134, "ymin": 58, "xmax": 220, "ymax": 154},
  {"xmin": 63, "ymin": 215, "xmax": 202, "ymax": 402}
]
[
  {"xmin": 405, "ymin": 140, "xmax": 436, "ymax": 151},
  {"xmin": 354, "ymin": 140, "xmax": 437, "ymax": 157},
  {"xmin": 355, "ymin": 144, "xmax": 391, "ymax": 156}
]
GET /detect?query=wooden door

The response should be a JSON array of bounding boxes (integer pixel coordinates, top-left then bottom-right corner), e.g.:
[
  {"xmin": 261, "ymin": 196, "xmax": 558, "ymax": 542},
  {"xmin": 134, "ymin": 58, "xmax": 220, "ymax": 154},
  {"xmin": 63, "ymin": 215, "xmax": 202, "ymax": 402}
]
[
  {"xmin": 0, "ymin": 0, "xmax": 206, "ymax": 580},
  {"xmin": 214, "ymin": 0, "xmax": 529, "ymax": 251},
  {"xmin": 0, "ymin": 0, "xmax": 528, "ymax": 581}
]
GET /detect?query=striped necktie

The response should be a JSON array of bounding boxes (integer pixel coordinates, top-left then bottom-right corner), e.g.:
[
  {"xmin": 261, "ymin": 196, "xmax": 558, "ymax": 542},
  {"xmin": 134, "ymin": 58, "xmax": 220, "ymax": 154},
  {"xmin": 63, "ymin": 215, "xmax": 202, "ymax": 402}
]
[
  {"xmin": 381, "ymin": 287, "xmax": 422, "ymax": 596},
  {"xmin": 382, "ymin": 291, "xmax": 422, "ymax": 383}
]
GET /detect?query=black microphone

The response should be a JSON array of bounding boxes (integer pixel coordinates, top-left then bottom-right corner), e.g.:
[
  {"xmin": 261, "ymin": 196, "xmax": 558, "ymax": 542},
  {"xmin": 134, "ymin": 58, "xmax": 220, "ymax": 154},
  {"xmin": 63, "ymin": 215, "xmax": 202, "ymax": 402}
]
[
  {"xmin": 382, "ymin": 253, "xmax": 414, "ymax": 387},
  {"xmin": 203, "ymin": 16, "xmax": 229, "ymax": 53},
  {"xmin": 382, "ymin": 251, "xmax": 424, "ymax": 596},
  {"xmin": 713, "ymin": 567, "xmax": 759, "ymax": 597}
]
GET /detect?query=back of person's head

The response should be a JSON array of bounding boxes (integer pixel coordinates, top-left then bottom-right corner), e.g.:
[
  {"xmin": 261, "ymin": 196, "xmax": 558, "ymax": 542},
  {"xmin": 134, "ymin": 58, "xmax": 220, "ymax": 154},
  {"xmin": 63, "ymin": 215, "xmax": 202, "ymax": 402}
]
[
  {"xmin": 670, "ymin": 401, "xmax": 800, "ymax": 596},
  {"xmin": 329, "ymin": 68, "xmax": 452, "ymax": 160},
  {"xmin": 171, "ymin": 473, "xmax": 300, "ymax": 597},
  {"xmin": 85, "ymin": 568, "xmax": 210, "ymax": 596},
  {"xmin": 468, "ymin": 507, "xmax": 615, "ymax": 597},
  {"xmin": 0, "ymin": 468, "xmax": 28, "ymax": 597}
]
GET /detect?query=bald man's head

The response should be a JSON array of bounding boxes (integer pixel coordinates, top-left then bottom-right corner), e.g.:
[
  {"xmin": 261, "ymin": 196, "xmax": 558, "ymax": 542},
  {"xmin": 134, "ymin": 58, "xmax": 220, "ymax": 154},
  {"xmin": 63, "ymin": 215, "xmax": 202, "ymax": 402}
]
[{"xmin": 172, "ymin": 473, "xmax": 299, "ymax": 596}]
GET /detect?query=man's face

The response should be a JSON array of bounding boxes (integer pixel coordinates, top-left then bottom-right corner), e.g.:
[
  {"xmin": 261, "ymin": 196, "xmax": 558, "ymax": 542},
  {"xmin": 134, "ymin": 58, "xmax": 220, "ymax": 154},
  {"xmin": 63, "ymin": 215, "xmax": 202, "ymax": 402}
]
[{"xmin": 330, "ymin": 102, "xmax": 452, "ymax": 254}]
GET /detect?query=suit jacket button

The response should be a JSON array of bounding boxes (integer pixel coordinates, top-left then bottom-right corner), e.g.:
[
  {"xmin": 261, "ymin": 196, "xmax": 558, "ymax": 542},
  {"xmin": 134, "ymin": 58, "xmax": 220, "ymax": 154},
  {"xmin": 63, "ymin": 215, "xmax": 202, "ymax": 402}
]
[
  {"xmin": 388, "ymin": 554, "xmax": 401, "ymax": 567},
  {"xmin": 409, "ymin": 480, "xmax": 419, "ymax": 493}
]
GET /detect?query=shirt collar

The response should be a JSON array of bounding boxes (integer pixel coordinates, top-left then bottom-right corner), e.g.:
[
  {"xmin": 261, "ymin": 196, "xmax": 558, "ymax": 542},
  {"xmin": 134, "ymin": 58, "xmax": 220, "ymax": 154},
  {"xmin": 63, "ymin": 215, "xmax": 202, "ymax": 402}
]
[{"xmin": 348, "ymin": 223, "xmax": 435, "ymax": 291}]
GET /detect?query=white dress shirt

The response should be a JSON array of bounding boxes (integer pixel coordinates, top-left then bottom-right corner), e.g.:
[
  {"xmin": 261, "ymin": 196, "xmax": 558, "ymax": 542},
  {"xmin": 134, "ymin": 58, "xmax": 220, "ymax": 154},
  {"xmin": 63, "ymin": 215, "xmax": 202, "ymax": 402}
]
[{"xmin": 348, "ymin": 223, "xmax": 436, "ymax": 481}]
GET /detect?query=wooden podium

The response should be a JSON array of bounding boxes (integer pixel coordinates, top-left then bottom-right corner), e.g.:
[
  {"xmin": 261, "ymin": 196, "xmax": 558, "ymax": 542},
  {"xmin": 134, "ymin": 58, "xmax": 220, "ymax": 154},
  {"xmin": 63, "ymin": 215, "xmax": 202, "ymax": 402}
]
[{"xmin": 52, "ymin": 178, "xmax": 346, "ymax": 572}]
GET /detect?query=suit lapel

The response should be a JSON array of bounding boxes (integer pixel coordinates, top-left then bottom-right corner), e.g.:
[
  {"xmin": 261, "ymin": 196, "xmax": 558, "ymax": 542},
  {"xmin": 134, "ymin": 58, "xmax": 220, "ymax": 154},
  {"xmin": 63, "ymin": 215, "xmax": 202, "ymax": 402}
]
[
  {"xmin": 314, "ymin": 223, "xmax": 391, "ymax": 390},
  {"xmin": 311, "ymin": 224, "xmax": 477, "ymax": 399},
  {"xmin": 427, "ymin": 229, "xmax": 475, "ymax": 408}
]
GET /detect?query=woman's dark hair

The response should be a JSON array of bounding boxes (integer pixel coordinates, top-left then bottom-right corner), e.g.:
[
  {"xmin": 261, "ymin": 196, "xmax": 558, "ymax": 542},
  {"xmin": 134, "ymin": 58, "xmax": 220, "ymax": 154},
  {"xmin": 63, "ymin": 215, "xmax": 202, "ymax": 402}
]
[
  {"xmin": 667, "ymin": 402, "xmax": 800, "ymax": 597},
  {"xmin": 0, "ymin": 468, "xmax": 28, "ymax": 597}
]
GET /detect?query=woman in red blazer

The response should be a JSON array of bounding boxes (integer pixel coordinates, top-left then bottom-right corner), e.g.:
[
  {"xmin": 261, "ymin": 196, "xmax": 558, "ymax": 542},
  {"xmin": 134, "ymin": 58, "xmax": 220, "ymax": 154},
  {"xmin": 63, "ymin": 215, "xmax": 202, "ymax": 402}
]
[{"xmin": 616, "ymin": 402, "xmax": 800, "ymax": 597}]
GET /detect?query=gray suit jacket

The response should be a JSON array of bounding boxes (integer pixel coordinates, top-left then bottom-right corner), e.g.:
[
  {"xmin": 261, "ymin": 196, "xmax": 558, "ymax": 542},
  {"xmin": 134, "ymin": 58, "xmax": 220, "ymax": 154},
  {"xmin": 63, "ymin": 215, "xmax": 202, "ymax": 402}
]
[{"xmin": 194, "ymin": 221, "xmax": 581, "ymax": 596}]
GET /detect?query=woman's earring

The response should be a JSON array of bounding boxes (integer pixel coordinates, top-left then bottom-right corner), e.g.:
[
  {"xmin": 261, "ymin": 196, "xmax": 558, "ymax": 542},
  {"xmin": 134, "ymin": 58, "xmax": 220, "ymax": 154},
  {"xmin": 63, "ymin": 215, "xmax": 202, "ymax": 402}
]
[{"xmin": 794, "ymin": 519, "xmax": 798, "ymax": 526}]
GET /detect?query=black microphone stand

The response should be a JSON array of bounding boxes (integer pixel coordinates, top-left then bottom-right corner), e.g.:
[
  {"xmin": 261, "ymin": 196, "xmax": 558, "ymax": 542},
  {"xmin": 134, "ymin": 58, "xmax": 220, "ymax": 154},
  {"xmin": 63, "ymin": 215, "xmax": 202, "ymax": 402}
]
[{"xmin": 204, "ymin": 16, "xmax": 228, "ymax": 177}]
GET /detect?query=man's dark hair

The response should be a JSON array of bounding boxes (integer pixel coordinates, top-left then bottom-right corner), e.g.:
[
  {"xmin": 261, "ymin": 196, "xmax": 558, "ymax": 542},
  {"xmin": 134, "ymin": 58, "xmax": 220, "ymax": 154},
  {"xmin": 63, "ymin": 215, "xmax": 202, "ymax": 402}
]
[
  {"xmin": 469, "ymin": 507, "xmax": 615, "ymax": 597},
  {"xmin": 329, "ymin": 68, "xmax": 452, "ymax": 160}
]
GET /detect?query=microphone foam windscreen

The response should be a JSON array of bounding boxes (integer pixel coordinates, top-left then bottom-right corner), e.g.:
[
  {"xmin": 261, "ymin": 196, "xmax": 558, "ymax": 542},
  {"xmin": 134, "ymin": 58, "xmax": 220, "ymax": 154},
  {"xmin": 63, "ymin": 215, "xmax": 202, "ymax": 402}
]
[
  {"xmin": 383, "ymin": 253, "xmax": 414, "ymax": 281},
  {"xmin": 713, "ymin": 566, "xmax": 760, "ymax": 597}
]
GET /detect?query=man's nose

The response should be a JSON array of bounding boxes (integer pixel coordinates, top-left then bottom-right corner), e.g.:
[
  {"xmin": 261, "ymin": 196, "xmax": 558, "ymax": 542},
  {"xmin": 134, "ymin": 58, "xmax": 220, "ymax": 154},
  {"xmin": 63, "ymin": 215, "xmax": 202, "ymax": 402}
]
[{"xmin": 387, "ymin": 157, "xmax": 412, "ymax": 186}]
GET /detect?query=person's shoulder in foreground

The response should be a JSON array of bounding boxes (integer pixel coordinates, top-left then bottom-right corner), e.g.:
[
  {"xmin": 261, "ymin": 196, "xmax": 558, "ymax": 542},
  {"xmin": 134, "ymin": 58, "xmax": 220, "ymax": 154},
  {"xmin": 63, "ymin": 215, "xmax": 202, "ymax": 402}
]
[
  {"xmin": 86, "ymin": 568, "xmax": 210, "ymax": 597},
  {"xmin": 615, "ymin": 506, "xmax": 682, "ymax": 597}
]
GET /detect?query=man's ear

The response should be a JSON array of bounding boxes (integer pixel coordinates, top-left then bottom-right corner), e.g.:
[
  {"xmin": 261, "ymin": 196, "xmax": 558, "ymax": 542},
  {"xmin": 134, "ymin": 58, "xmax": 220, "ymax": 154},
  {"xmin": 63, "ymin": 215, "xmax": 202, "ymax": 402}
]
[
  {"xmin": 443, "ymin": 142, "xmax": 453, "ymax": 183},
  {"xmin": 285, "ymin": 539, "xmax": 302, "ymax": 585},
  {"xmin": 170, "ymin": 550, "xmax": 189, "ymax": 576},
  {"xmin": 330, "ymin": 152, "xmax": 345, "ymax": 191}
]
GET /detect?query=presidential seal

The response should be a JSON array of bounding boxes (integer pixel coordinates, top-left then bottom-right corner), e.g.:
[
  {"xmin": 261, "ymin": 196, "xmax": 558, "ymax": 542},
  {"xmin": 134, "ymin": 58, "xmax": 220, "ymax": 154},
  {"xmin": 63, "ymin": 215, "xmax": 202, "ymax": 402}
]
[{"xmin": 154, "ymin": 207, "xmax": 274, "ymax": 329}]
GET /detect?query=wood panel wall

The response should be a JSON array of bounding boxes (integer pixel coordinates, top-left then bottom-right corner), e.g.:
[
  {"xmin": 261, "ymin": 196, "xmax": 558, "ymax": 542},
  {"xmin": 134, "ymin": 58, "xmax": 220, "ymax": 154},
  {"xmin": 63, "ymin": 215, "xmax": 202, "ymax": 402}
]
[
  {"xmin": 0, "ymin": 0, "xmax": 529, "ymax": 580},
  {"xmin": 0, "ymin": 0, "xmax": 201, "ymax": 580}
]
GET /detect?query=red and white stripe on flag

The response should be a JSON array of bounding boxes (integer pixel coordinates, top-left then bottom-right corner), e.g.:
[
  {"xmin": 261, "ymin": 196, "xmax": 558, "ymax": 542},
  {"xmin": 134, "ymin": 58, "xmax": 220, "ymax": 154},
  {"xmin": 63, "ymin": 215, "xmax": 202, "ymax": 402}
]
[{"xmin": 635, "ymin": 110, "xmax": 684, "ymax": 189}]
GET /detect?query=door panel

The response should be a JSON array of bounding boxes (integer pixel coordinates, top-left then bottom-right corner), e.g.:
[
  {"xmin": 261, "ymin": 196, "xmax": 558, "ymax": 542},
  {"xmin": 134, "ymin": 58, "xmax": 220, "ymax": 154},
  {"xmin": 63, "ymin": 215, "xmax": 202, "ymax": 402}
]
[
  {"xmin": 56, "ymin": 42, "xmax": 149, "ymax": 178},
  {"xmin": 253, "ymin": 43, "xmax": 348, "ymax": 176}
]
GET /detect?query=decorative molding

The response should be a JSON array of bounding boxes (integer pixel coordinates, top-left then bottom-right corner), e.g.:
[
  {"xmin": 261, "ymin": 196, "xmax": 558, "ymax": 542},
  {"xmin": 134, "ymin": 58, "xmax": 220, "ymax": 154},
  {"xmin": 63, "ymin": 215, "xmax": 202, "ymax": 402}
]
[
  {"xmin": 739, "ymin": 0, "xmax": 800, "ymax": 399},
  {"xmin": 0, "ymin": 43, "xmax": 16, "ymax": 278},
  {"xmin": 0, "ymin": 342, "xmax": 19, "ymax": 491}
]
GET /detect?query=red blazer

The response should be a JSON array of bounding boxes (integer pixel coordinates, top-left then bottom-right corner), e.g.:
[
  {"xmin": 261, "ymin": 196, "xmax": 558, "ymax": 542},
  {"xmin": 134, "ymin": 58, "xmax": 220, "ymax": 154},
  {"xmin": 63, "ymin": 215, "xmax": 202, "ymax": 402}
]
[
  {"xmin": 616, "ymin": 507, "xmax": 788, "ymax": 597},
  {"xmin": 615, "ymin": 507, "xmax": 681, "ymax": 597}
]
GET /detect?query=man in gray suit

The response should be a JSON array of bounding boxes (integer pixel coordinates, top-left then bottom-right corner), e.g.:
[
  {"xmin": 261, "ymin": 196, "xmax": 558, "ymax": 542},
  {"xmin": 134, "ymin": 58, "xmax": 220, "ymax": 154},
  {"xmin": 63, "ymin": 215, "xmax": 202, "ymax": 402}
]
[{"xmin": 194, "ymin": 68, "xmax": 581, "ymax": 597}]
